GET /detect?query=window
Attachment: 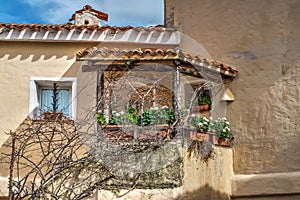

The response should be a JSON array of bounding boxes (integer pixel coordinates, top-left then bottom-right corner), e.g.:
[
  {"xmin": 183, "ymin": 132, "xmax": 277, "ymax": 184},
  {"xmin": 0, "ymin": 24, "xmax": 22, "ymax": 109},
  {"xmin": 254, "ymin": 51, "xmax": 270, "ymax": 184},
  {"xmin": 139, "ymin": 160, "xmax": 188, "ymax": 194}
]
[
  {"xmin": 29, "ymin": 77, "xmax": 77, "ymax": 120},
  {"xmin": 40, "ymin": 89, "xmax": 70, "ymax": 116}
]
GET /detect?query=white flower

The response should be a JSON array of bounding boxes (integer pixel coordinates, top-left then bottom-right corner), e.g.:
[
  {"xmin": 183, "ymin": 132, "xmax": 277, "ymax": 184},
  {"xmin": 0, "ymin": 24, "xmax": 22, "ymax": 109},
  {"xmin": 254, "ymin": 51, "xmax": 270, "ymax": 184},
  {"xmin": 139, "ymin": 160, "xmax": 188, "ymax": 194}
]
[
  {"xmin": 112, "ymin": 110, "xmax": 116, "ymax": 113},
  {"xmin": 115, "ymin": 113, "xmax": 120, "ymax": 117},
  {"xmin": 203, "ymin": 121, "xmax": 208, "ymax": 125},
  {"xmin": 198, "ymin": 122, "xmax": 203, "ymax": 127},
  {"xmin": 153, "ymin": 106, "xmax": 159, "ymax": 110},
  {"xmin": 98, "ymin": 110, "xmax": 103, "ymax": 113},
  {"xmin": 191, "ymin": 114, "xmax": 196, "ymax": 117},
  {"xmin": 226, "ymin": 121, "xmax": 230, "ymax": 125},
  {"xmin": 222, "ymin": 117, "xmax": 227, "ymax": 120},
  {"xmin": 209, "ymin": 117, "xmax": 213, "ymax": 121},
  {"xmin": 161, "ymin": 105, "xmax": 168, "ymax": 109},
  {"xmin": 120, "ymin": 111, "xmax": 125, "ymax": 115}
]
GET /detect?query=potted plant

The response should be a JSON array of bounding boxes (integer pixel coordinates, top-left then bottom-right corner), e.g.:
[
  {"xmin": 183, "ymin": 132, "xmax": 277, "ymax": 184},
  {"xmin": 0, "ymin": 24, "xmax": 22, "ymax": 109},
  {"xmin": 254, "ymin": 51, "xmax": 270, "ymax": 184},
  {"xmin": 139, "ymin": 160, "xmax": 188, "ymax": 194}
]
[
  {"xmin": 139, "ymin": 106, "xmax": 174, "ymax": 127},
  {"xmin": 192, "ymin": 89, "xmax": 211, "ymax": 112},
  {"xmin": 96, "ymin": 106, "xmax": 175, "ymax": 140},
  {"xmin": 208, "ymin": 117, "xmax": 233, "ymax": 147},
  {"xmin": 188, "ymin": 115, "xmax": 209, "ymax": 141},
  {"xmin": 43, "ymin": 83, "xmax": 63, "ymax": 121}
]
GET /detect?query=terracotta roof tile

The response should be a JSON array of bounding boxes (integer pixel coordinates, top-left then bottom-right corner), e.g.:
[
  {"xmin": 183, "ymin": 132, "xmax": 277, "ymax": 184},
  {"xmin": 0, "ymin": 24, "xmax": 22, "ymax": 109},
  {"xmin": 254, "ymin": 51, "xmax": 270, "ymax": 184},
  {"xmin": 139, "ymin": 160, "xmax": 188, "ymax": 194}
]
[
  {"xmin": 76, "ymin": 47, "xmax": 238, "ymax": 78},
  {"xmin": 0, "ymin": 22, "xmax": 167, "ymax": 32},
  {"xmin": 0, "ymin": 22, "xmax": 169, "ymax": 31},
  {"xmin": 0, "ymin": 22, "xmax": 178, "ymax": 44}
]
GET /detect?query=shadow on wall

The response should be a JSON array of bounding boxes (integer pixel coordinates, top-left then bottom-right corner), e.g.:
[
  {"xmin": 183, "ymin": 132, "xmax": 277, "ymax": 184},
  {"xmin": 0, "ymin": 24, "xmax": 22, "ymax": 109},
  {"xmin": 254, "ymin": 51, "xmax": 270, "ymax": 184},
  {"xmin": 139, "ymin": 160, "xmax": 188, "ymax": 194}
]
[
  {"xmin": 0, "ymin": 42, "xmax": 95, "ymax": 62},
  {"xmin": 174, "ymin": 184, "xmax": 229, "ymax": 200}
]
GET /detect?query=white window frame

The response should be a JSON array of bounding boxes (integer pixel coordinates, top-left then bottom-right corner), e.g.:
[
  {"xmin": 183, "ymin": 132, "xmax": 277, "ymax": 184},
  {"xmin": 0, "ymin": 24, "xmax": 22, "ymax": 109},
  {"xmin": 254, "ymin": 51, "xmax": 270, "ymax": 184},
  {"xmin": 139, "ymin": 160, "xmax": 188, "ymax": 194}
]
[{"xmin": 29, "ymin": 77, "xmax": 77, "ymax": 120}]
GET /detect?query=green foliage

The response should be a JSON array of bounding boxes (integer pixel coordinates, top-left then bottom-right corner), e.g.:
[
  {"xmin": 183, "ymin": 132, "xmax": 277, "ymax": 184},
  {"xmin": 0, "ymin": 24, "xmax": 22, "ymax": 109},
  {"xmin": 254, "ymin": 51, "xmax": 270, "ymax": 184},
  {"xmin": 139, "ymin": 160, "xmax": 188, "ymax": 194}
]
[
  {"xmin": 209, "ymin": 117, "xmax": 231, "ymax": 138},
  {"xmin": 141, "ymin": 108, "xmax": 164, "ymax": 126},
  {"xmin": 96, "ymin": 106, "xmax": 175, "ymax": 126},
  {"xmin": 140, "ymin": 106, "xmax": 175, "ymax": 126},
  {"xmin": 163, "ymin": 107, "xmax": 175, "ymax": 125},
  {"xmin": 126, "ymin": 107, "xmax": 139, "ymax": 125},
  {"xmin": 197, "ymin": 89, "xmax": 211, "ymax": 105},
  {"xmin": 189, "ymin": 116, "xmax": 232, "ymax": 138},
  {"xmin": 198, "ymin": 95, "xmax": 211, "ymax": 105},
  {"xmin": 189, "ymin": 115, "xmax": 209, "ymax": 131},
  {"xmin": 95, "ymin": 111, "xmax": 106, "ymax": 125},
  {"xmin": 109, "ymin": 111, "xmax": 125, "ymax": 125}
]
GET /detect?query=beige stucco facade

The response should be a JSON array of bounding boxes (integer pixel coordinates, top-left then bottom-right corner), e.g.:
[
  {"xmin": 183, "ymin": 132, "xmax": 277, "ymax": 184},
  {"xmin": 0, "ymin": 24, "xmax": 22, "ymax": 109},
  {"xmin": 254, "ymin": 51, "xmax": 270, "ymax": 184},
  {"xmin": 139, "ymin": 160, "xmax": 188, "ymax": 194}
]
[
  {"xmin": 165, "ymin": 0, "xmax": 300, "ymax": 199},
  {"xmin": 0, "ymin": 0, "xmax": 299, "ymax": 199},
  {"xmin": 0, "ymin": 41, "xmax": 97, "ymax": 145},
  {"xmin": 0, "ymin": 38, "xmax": 234, "ymax": 199}
]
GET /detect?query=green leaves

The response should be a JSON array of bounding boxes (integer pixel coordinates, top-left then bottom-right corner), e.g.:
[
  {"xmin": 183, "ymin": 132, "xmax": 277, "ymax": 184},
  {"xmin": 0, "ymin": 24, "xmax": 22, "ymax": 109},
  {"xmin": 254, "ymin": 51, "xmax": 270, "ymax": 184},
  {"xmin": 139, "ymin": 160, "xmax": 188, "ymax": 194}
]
[
  {"xmin": 95, "ymin": 111, "xmax": 106, "ymax": 125},
  {"xmin": 189, "ymin": 116, "xmax": 209, "ymax": 131},
  {"xmin": 95, "ymin": 107, "xmax": 175, "ymax": 126},
  {"xmin": 189, "ymin": 116, "xmax": 232, "ymax": 138}
]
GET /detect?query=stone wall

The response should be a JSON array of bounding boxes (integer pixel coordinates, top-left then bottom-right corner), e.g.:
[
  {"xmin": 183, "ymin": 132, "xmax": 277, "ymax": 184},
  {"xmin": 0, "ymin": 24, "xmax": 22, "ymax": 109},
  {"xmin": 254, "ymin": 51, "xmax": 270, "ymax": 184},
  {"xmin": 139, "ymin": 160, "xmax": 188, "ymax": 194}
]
[{"xmin": 93, "ymin": 146, "xmax": 233, "ymax": 200}]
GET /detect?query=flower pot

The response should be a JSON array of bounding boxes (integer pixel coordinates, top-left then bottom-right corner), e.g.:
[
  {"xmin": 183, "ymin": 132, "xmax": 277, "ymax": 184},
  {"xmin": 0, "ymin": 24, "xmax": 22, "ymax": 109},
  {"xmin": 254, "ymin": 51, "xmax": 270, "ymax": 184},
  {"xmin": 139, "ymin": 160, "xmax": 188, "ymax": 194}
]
[
  {"xmin": 101, "ymin": 125, "xmax": 121, "ymax": 130},
  {"xmin": 216, "ymin": 138, "xmax": 231, "ymax": 147},
  {"xmin": 43, "ymin": 112, "xmax": 63, "ymax": 121},
  {"xmin": 208, "ymin": 130, "xmax": 219, "ymax": 145},
  {"xmin": 192, "ymin": 104, "xmax": 210, "ymax": 112},
  {"xmin": 194, "ymin": 132, "xmax": 209, "ymax": 142},
  {"xmin": 101, "ymin": 124, "xmax": 171, "ymax": 141}
]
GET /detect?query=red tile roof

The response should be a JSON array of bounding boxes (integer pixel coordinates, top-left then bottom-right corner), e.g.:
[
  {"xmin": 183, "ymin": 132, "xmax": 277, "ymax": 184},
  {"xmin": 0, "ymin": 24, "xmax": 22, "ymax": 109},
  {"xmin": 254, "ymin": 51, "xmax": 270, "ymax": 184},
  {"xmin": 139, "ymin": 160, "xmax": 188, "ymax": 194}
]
[
  {"xmin": 77, "ymin": 47, "xmax": 238, "ymax": 79},
  {"xmin": 0, "ymin": 22, "xmax": 166, "ymax": 32},
  {"xmin": 0, "ymin": 23, "xmax": 176, "ymax": 43}
]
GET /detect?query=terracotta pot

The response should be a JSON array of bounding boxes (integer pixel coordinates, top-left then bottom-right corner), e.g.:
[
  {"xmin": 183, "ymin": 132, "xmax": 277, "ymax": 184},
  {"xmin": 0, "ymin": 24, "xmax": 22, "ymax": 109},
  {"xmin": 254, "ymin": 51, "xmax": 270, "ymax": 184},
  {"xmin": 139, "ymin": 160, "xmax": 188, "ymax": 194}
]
[
  {"xmin": 216, "ymin": 138, "xmax": 231, "ymax": 147},
  {"xmin": 208, "ymin": 130, "xmax": 219, "ymax": 145},
  {"xmin": 102, "ymin": 124, "xmax": 170, "ymax": 141},
  {"xmin": 194, "ymin": 132, "xmax": 209, "ymax": 142},
  {"xmin": 101, "ymin": 125, "xmax": 121, "ymax": 130},
  {"xmin": 43, "ymin": 112, "xmax": 63, "ymax": 121},
  {"xmin": 192, "ymin": 104, "xmax": 210, "ymax": 112}
]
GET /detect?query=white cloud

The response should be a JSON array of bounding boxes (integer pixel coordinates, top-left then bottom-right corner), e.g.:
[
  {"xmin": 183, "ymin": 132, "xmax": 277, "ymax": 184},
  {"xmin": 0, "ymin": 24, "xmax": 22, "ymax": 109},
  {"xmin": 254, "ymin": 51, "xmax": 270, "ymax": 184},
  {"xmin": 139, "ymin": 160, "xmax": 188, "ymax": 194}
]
[{"xmin": 22, "ymin": 0, "xmax": 163, "ymax": 26}]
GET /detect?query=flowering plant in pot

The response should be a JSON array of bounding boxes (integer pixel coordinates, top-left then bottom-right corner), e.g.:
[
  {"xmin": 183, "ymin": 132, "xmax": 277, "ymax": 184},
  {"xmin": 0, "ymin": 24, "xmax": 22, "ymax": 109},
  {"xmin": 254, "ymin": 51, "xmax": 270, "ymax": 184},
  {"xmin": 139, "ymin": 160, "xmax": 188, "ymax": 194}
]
[
  {"xmin": 95, "ymin": 106, "xmax": 175, "ymax": 141},
  {"xmin": 208, "ymin": 117, "xmax": 233, "ymax": 146},
  {"xmin": 188, "ymin": 115, "xmax": 210, "ymax": 141},
  {"xmin": 140, "ymin": 106, "xmax": 174, "ymax": 126},
  {"xmin": 95, "ymin": 106, "xmax": 175, "ymax": 127},
  {"xmin": 192, "ymin": 89, "xmax": 212, "ymax": 112}
]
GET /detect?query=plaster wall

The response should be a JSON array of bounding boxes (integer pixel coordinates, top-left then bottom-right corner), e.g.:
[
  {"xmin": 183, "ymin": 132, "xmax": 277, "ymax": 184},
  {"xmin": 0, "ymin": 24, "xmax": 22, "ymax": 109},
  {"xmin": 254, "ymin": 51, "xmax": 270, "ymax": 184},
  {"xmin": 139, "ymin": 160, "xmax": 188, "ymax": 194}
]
[
  {"xmin": 165, "ymin": 0, "xmax": 300, "ymax": 198},
  {"xmin": 0, "ymin": 41, "xmax": 179, "ymax": 197},
  {"xmin": 0, "ymin": 41, "xmax": 97, "ymax": 146}
]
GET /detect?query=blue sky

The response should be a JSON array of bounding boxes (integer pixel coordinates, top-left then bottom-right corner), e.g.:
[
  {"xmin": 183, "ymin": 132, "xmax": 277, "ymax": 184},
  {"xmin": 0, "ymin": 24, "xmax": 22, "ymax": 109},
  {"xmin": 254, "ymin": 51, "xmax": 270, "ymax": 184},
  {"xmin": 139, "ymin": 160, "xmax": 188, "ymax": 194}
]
[{"xmin": 0, "ymin": 0, "xmax": 164, "ymax": 27}]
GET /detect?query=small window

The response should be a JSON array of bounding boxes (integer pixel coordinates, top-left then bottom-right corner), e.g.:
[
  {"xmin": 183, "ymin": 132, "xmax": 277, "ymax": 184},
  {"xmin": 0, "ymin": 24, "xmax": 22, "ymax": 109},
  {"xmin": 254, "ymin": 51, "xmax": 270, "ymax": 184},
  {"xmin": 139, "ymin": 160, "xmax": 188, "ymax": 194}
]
[
  {"xmin": 29, "ymin": 77, "xmax": 77, "ymax": 120},
  {"xmin": 40, "ymin": 89, "xmax": 70, "ymax": 117}
]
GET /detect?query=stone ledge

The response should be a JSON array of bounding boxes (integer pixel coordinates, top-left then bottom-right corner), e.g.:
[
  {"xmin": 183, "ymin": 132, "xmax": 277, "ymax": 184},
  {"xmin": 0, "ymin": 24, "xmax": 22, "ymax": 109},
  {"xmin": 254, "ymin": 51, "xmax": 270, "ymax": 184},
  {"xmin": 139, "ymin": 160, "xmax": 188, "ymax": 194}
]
[{"xmin": 232, "ymin": 171, "xmax": 300, "ymax": 197}]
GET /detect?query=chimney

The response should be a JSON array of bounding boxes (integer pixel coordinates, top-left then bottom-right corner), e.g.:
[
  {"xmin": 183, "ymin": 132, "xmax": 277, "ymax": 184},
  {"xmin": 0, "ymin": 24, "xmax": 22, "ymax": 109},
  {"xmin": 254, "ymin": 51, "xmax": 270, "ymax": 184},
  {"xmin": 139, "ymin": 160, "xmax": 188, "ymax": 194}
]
[{"xmin": 69, "ymin": 5, "xmax": 108, "ymax": 26}]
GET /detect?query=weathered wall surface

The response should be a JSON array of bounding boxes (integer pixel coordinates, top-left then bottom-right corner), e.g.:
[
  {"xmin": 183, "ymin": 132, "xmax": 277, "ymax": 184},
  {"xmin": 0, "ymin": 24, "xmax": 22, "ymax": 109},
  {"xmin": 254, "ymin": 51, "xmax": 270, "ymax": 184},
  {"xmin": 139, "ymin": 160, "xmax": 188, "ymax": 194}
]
[
  {"xmin": 0, "ymin": 41, "xmax": 95, "ymax": 196},
  {"xmin": 0, "ymin": 41, "xmax": 96, "ymax": 146},
  {"xmin": 90, "ymin": 147, "xmax": 232, "ymax": 200},
  {"xmin": 165, "ymin": 0, "xmax": 300, "ymax": 198}
]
